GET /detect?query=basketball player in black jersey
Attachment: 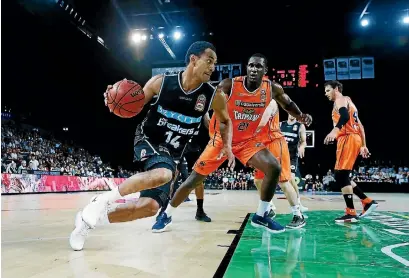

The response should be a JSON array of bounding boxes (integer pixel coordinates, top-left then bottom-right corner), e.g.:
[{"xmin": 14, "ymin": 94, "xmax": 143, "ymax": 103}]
[
  {"xmin": 274, "ymin": 114, "xmax": 308, "ymax": 212},
  {"xmin": 69, "ymin": 41, "xmax": 234, "ymax": 251}
]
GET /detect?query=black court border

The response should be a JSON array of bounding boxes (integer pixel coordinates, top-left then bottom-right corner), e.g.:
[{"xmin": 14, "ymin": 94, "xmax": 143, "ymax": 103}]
[{"xmin": 213, "ymin": 213, "xmax": 250, "ymax": 278}]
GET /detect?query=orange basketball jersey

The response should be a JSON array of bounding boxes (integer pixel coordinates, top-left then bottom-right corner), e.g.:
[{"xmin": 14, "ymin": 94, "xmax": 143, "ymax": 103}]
[
  {"xmin": 332, "ymin": 96, "xmax": 360, "ymax": 138},
  {"xmin": 209, "ymin": 76, "xmax": 272, "ymax": 144}
]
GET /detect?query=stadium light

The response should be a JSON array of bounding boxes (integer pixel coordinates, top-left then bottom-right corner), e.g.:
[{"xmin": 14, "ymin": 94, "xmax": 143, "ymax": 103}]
[
  {"xmin": 360, "ymin": 19, "xmax": 369, "ymax": 27},
  {"xmin": 158, "ymin": 33, "xmax": 164, "ymax": 39},
  {"xmin": 173, "ymin": 31, "xmax": 182, "ymax": 40},
  {"xmin": 403, "ymin": 16, "xmax": 409, "ymax": 24},
  {"xmin": 141, "ymin": 34, "xmax": 147, "ymax": 41},
  {"xmin": 131, "ymin": 33, "xmax": 142, "ymax": 43}
]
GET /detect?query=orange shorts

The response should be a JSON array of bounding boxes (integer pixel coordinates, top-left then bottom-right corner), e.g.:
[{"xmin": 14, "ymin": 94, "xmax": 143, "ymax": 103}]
[
  {"xmin": 335, "ymin": 134, "xmax": 362, "ymax": 170},
  {"xmin": 254, "ymin": 137, "xmax": 291, "ymax": 182},
  {"xmin": 193, "ymin": 138, "xmax": 266, "ymax": 176}
]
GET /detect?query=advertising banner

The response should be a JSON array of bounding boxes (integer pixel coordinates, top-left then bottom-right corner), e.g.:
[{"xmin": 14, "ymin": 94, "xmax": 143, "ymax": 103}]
[{"xmin": 1, "ymin": 174, "xmax": 126, "ymax": 194}]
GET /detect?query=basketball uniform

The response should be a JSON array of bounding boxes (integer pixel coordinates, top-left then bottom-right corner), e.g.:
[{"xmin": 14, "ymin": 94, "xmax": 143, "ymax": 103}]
[
  {"xmin": 253, "ymin": 108, "xmax": 292, "ymax": 182},
  {"xmin": 332, "ymin": 97, "xmax": 362, "ymax": 170},
  {"xmin": 280, "ymin": 121, "xmax": 302, "ymax": 174},
  {"xmin": 134, "ymin": 72, "xmax": 216, "ymax": 206},
  {"xmin": 193, "ymin": 76, "xmax": 272, "ymax": 176}
]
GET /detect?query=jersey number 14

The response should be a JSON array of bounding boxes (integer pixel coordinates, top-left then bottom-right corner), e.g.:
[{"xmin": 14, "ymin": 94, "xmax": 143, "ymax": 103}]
[{"xmin": 165, "ymin": 131, "xmax": 181, "ymax": 149}]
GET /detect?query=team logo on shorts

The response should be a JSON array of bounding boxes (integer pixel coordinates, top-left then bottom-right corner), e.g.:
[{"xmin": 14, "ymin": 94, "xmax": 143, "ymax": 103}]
[
  {"xmin": 290, "ymin": 165, "xmax": 296, "ymax": 170},
  {"xmin": 255, "ymin": 142, "xmax": 264, "ymax": 147},
  {"xmin": 140, "ymin": 149, "xmax": 147, "ymax": 158},
  {"xmin": 198, "ymin": 161, "xmax": 206, "ymax": 167},
  {"xmin": 194, "ymin": 94, "xmax": 206, "ymax": 112}
]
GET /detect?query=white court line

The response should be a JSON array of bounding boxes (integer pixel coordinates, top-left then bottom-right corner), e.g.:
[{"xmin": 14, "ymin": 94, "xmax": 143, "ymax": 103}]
[
  {"xmin": 1, "ymin": 229, "xmax": 232, "ymax": 244},
  {"xmin": 383, "ymin": 229, "xmax": 409, "ymax": 236},
  {"xmin": 381, "ymin": 242, "xmax": 409, "ymax": 266}
]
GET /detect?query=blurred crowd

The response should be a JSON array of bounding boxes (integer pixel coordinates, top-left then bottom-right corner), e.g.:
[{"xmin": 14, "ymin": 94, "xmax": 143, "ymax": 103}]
[
  {"xmin": 204, "ymin": 168, "xmax": 256, "ymax": 190},
  {"xmin": 2, "ymin": 121, "xmax": 408, "ymax": 188},
  {"xmin": 1, "ymin": 121, "xmax": 136, "ymax": 178},
  {"xmin": 354, "ymin": 164, "xmax": 409, "ymax": 184}
]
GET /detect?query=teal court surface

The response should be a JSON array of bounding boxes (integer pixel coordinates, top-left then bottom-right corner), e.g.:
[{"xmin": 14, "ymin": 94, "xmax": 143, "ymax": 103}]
[{"xmin": 218, "ymin": 211, "xmax": 409, "ymax": 278}]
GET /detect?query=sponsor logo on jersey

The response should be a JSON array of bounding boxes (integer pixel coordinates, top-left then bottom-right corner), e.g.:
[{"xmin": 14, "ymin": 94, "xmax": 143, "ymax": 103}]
[
  {"xmin": 157, "ymin": 105, "xmax": 202, "ymax": 124},
  {"xmin": 194, "ymin": 94, "xmax": 206, "ymax": 112},
  {"xmin": 233, "ymin": 110, "xmax": 260, "ymax": 121},
  {"xmin": 242, "ymin": 108, "xmax": 255, "ymax": 114},
  {"xmin": 282, "ymin": 131, "xmax": 299, "ymax": 138},
  {"xmin": 234, "ymin": 100, "xmax": 265, "ymax": 108},
  {"xmin": 157, "ymin": 118, "xmax": 198, "ymax": 135},
  {"xmin": 260, "ymin": 89, "xmax": 267, "ymax": 102},
  {"xmin": 179, "ymin": 96, "xmax": 192, "ymax": 101}
]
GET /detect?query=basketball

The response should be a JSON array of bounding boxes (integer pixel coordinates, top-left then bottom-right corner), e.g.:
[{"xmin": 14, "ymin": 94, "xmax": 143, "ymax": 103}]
[{"xmin": 106, "ymin": 79, "xmax": 145, "ymax": 118}]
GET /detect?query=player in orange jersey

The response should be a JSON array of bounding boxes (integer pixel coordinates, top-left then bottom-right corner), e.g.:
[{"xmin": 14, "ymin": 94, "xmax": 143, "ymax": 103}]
[
  {"xmin": 153, "ymin": 53, "xmax": 312, "ymax": 234},
  {"xmin": 324, "ymin": 81, "xmax": 378, "ymax": 223},
  {"xmin": 253, "ymin": 101, "xmax": 307, "ymax": 229}
]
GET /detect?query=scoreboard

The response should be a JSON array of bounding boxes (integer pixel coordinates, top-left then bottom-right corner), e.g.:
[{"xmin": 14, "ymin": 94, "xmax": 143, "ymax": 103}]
[{"xmin": 270, "ymin": 64, "xmax": 321, "ymax": 88}]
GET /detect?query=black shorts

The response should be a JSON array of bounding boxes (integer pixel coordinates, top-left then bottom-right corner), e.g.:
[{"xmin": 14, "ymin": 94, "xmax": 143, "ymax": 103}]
[
  {"xmin": 290, "ymin": 155, "xmax": 298, "ymax": 174},
  {"xmin": 133, "ymin": 139, "xmax": 177, "ymax": 208}
]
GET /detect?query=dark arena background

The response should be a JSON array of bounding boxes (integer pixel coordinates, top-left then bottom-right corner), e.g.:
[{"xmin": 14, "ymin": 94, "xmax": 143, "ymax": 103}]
[{"xmin": 2, "ymin": 1, "xmax": 409, "ymax": 277}]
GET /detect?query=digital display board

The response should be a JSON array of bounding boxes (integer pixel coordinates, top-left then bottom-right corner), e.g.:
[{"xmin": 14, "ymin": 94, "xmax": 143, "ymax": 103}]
[{"xmin": 270, "ymin": 64, "xmax": 320, "ymax": 88}]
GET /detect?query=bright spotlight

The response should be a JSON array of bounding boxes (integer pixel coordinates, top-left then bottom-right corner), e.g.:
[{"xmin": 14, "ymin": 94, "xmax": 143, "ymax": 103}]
[
  {"xmin": 360, "ymin": 19, "xmax": 369, "ymax": 27},
  {"xmin": 158, "ymin": 33, "xmax": 164, "ymax": 39},
  {"xmin": 173, "ymin": 31, "xmax": 182, "ymax": 40},
  {"xmin": 131, "ymin": 33, "xmax": 141, "ymax": 43},
  {"xmin": 141, "ymin": 34, "xmax": 147, "ymax": 41},
  {"xmin": 403, "ymin": 16, "xmax": 409, "ymax": 24}
]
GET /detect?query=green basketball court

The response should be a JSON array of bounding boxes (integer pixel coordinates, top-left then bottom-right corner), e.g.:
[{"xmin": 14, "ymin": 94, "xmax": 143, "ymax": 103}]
[{"xmin": 216, "ymin": 211, "xmax": 409, "ymax": 278}]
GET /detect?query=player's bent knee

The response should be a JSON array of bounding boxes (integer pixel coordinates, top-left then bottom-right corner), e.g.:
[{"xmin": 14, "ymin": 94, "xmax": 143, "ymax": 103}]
[
  {"xmin": 135, "ymin": 198, "xmax": 160, "ymax": 218},
  {"xmin": 156, "ymin": 168, "xmax": 173, "ymax": 184},
  {"xmin": 334, "ymin": 170, "xmax": 351, "ymax": 189}
]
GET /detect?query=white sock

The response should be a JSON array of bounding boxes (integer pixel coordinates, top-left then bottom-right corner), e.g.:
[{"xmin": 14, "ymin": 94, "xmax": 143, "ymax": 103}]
[
  {"xmin": 256, "ymin": 201, "xmax": 270, "ymax": 217},
  {"xmin": 102, "ymin": 187, "xmax": 123, "ymax": 204},
  {"xmin": 98, "ymin": 212, "xmax": 111, "ymax": 225},
  {"xmin": 266, "ymin": 203, "xmax": 272, "ymax": 213},
  {"xmin": 291, "ymin": 205, "xmax": 302, "ymax": 217},
  {"xmin": 297, "ymin": 197, "xmax": 302, "ymax": 206},
  {"xmin": 164, "ymin": 205, "xmax": 176, "ymax": 217},
  {"xmin": 270, "ymin": 200, "xmax": 277, "ymax": 210},
  {"xmin": 97, "ymin": 205, "xmax": 115, "ymax": 226}
]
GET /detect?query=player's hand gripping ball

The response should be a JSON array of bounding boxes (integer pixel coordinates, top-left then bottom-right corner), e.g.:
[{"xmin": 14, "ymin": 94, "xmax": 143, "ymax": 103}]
[{"xmin": 105, "ymin": 79, "xmax": 145, "ymax": 118}]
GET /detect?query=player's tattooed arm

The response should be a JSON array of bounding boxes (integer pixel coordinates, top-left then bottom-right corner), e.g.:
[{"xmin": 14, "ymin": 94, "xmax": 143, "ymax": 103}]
[
  {"xmin": 142, "ymin": 74, "xmax": 165, "ymax": 105},
  {"xmin": 211, "ymin": 78, "xmax": 235, "ymax": 170},
  {"xmin": 324, "ymin": 97, "xmax": 349, "ymax": 145},
  {"xmin": 270, "ymin": 81, "xmax": 312, "ymax": 126}
]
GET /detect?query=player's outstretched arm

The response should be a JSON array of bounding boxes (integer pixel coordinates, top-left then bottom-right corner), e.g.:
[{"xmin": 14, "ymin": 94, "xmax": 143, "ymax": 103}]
[
  {"xmin": 270, "ymin": 81, "xmax": 312, "ymax": 126},
  {"xmin": 211, "ymin": 78, "xmax": 235, "ymax": 170}
]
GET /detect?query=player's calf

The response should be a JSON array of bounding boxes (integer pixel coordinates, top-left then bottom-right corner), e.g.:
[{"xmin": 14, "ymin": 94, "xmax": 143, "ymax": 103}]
[{"xmin": 334, "ymin": 170, "xmax": 360, "ymax": 223}]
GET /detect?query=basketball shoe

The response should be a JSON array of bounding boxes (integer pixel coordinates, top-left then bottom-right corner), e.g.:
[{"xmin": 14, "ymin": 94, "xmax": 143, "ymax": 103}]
[
  {"xmin": 359, "ymin": 199, "xmax": 378, "ymax": 218},
  {"xmin": 251, "ymin": 212, "xmax": 286, "ymax": 233}
]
